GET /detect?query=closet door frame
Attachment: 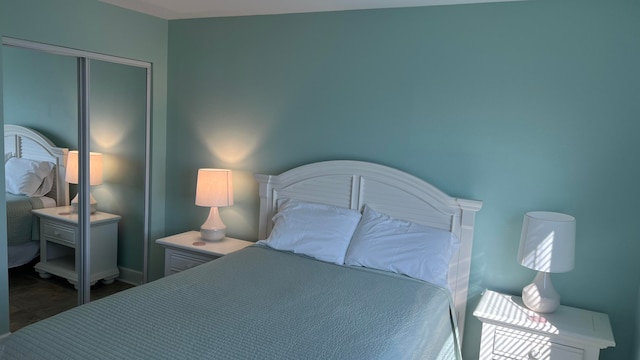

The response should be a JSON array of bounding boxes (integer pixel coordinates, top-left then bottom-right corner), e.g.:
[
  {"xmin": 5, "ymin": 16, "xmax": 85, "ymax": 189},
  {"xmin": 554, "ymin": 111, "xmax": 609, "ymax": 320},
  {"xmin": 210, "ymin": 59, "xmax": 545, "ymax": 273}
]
[{"xmin": 1, "ymin": 37, "xmax": 151, "ymax": 304}]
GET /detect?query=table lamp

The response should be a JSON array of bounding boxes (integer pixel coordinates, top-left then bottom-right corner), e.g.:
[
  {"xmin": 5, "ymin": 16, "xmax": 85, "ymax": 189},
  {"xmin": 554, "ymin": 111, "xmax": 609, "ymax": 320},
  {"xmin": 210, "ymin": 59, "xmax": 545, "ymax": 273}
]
[
  {"xmin": 65, "ymin": 150, "xmax": 103, "ymax": 214},
  {"xmin": 517, "ymin": 211, "xmax": 576, "ymax": 313},
  {"xmin": 195, "ymin": 169, "xmax": 233, "ymax": 241}
]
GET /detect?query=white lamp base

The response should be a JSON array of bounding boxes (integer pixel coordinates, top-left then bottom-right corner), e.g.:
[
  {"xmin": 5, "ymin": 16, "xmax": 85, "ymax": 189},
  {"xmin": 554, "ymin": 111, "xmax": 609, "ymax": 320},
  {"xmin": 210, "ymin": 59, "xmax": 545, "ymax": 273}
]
[
  {"xmin": 200, "ymin": 207, "xmax": 226, "ymax": 241},
  {"xmin": 70, "ymin": 193, "xmax": 98, "ymax": 214},
  {"xmin": 522, "ymin": 271, "xmax": 560, "ymax": 313}
]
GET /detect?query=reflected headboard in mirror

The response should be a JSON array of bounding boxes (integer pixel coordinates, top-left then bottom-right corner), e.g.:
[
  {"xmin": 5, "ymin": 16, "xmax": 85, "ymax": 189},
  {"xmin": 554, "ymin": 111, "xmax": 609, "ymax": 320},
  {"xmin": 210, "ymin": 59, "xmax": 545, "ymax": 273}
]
[{"xmin": 4, "ymin": 124, "xmax": 69, "ymax": 206}]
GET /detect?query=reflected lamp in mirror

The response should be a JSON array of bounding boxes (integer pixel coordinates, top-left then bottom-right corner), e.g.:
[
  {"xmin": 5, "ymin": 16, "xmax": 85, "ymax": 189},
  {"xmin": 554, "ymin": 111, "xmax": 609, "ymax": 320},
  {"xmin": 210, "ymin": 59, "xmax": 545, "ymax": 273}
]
[
  {"xmin": 517, "ymin": 211, "xmax": 576, "ymax": 313},
  {"xmin": 65, "ymin": 150, "xmax": 103, "ymax": 214},
  {"xmin": 195, "ymin": 169, "xmax": 233, "ymax": 241}
]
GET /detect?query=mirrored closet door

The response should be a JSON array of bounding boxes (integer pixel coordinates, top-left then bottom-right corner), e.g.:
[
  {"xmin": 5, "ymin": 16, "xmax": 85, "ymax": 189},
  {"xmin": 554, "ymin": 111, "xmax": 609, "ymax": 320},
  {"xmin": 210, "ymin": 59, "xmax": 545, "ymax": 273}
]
[
  {"xmin": 89, "ymin": 59, "xmax": 148, "ymax": 298},
  {"xmin": 2, "ymin": 45, "xmax": 82, "ymax": 328},
  {"xmin": 1, "ymin": 38, "xmax": 150, "ymax": 329}
]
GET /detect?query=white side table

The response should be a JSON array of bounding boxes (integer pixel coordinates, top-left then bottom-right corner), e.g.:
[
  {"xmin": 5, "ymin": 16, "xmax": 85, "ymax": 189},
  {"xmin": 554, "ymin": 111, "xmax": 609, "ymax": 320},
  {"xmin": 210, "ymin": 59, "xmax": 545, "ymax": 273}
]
[
  {"xmin": 155, "ymin": 231, "xmax": 253, "ymax": 276},
  {"xmin": 473, "ymin": 290, "xmax": 615, "ymax": 360},
  {"xmin": 32, "ymin": 206, "xmax": 121, "ymax": 287}
]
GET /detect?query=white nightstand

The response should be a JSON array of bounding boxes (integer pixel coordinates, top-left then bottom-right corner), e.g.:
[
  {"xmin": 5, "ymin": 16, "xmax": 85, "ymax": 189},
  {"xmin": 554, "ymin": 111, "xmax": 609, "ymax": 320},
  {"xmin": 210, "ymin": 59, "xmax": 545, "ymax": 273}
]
[
  {"xmin": 473, "ymin": 290, "xmax": 615, "ymax": 360},
  {"xmin": 155, "ymin": 231, "xmax": 253, "ymax": 276},
  {"xmin": 32, "ymin": 206, "xmax": 121, "ymax": 287}
]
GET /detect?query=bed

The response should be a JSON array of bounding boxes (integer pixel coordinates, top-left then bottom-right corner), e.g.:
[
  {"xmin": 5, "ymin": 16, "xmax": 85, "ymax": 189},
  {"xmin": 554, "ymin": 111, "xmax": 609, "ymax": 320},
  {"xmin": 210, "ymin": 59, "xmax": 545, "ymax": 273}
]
[
  {"xmin": 0, "ymin": 160, "xmax": 482, "ymax": 359},
  {"xmin": 4, "ymin": 124, "xmax": 69, "ymax": 268}
]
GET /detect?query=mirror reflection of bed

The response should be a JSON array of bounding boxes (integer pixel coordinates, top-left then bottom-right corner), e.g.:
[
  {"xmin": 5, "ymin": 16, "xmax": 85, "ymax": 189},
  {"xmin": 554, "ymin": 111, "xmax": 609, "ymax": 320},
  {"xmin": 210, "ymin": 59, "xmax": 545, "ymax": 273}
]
[
  {"xmin": 4, "ymin": 125, "xmax": 71, "ymax": 331},
  {"xmin": 4, "ymin": 125, "xmax": 132, "ymax": 331},
  {"xmin": 5, "ymin": 125, "xmax": 68, "ymax": 269}
]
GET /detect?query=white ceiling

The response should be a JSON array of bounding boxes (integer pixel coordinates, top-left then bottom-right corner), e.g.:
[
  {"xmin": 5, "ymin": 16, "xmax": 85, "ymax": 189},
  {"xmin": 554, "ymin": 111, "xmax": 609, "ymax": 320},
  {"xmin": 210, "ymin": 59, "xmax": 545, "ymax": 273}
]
[{"xmin": 99, "ymin": 0, "xmax": 520, "ymax": 19}]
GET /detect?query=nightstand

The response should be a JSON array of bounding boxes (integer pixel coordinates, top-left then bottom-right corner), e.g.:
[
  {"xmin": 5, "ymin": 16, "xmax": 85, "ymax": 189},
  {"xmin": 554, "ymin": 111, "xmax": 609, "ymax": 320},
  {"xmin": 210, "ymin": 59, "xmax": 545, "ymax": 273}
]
[
  {"xmin": 32, "ymin": 206, "xmax": 121, "ymax": 287},
  {"xmin": 155, "ymin": 231, "xmax": 253, "ymax": 276},
  {"xmin": 473, "ymin": 290, "xmax": 615, "ymax": 360}
]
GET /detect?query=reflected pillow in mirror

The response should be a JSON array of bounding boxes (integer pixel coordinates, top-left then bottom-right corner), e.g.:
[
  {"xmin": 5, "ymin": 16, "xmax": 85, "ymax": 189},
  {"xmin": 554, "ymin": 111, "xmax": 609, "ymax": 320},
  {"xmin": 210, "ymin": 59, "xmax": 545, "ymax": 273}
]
[
  {"xmin": 5, "ymin": 157, "xmax": 54, "ymax": 197},
  {"xmin": 32, "ymin": 170, "xmax": 55, "ymax": 197}
]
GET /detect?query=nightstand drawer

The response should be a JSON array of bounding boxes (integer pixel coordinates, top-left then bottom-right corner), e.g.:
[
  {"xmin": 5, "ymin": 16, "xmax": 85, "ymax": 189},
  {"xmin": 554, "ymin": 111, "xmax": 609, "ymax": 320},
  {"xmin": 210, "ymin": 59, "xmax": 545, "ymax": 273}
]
[
  {"xmin": 41, "ymin": 220, "xmax": 76, "ymax": 245},
  {"xmin": 475, "ymin": 291, "xmax": 615, "ymax": 360},
  {"xmin": 157, "ymin": 233, "xmax": 253, "ymax": 277},
  {"xmin": 493, "ymin": 327, "xmax": 584, "ymax": 360},
  {"xmin": 166, "ymin": 249, "xmax": 218, "ymax": 272}
]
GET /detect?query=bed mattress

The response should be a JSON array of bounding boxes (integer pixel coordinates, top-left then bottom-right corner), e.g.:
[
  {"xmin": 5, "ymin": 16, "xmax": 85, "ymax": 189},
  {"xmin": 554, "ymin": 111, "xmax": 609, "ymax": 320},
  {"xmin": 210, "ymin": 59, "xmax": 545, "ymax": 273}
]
[{"xmin": 0, "ymin": 246, "xmax": 460, "ymax": 360}]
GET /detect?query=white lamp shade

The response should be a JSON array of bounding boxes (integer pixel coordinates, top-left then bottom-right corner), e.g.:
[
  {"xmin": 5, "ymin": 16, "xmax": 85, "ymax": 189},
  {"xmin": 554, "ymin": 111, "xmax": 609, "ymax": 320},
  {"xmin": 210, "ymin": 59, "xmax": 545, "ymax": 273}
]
[
  {"xmin": 65, "ymin": 151, "xmax": 104, "ymax": 186},
  {"xmin": 517, "ymin": 211, "xmax": 576, "ymax": 273},
  {"xmin": 195, "ymin": 169, "xmax": 233, "ymax": 207}
]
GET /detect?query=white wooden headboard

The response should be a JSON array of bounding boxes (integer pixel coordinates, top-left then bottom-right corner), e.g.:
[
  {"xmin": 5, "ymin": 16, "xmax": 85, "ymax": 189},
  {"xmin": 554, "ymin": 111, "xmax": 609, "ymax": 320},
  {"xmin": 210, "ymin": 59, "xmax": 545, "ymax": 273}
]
[
  {"xmin": 4, "ymin": 124, "xmax": 69, "ymax": 206},
  {"xmin": 255, "ymin": 160, "xmax": 482, "ymax": 341}
]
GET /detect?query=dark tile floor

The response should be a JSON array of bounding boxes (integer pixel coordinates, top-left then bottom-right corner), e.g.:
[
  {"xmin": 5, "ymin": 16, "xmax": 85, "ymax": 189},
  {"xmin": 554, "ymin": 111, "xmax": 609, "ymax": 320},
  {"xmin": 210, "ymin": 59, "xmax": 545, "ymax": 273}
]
[{"xmin": 8, "ymin": 260, "xmax": 134, "ymax": 332}]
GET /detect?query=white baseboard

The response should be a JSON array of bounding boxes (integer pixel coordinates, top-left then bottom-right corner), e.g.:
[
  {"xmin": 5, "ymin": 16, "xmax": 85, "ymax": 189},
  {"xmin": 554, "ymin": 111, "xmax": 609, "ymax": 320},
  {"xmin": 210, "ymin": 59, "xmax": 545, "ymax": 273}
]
[
  {"xmin": 117, "ymin": 266, "xmax": 142, "ymax": 286},
  {"xmin": 0, "ymin": 332, "xmax": 11, "ymax": 340}
]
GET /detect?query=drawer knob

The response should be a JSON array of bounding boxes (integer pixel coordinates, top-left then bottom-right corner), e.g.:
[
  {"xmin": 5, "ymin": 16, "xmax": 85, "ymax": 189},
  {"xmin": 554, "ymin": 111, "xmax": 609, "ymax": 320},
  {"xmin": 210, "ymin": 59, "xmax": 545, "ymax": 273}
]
[
  {"xmin": 528, "ymin": 348, "xmax": 541, "ymax": 360},
  {"xmin": 53, "ymin": 231, "xmax": 61, "ymax": 236}
]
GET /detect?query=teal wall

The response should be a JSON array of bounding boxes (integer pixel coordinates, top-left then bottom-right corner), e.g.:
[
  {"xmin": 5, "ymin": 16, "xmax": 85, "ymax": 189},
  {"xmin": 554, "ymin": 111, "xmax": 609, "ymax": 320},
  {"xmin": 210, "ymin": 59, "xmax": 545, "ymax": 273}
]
[
  {"xmin": 89, "ymin": 60, "xmax": 147, "ymax": 272},
  {"xmin": 2, "ymin": 46, "xmax": 77, "ymax": 146},
  {"xmin": 0, "ymin": 0, "xmax": 168, "ymax": 333},
  {"xmin": 167, "ymin": 1, "xmax": 640, "ymax": 359}
]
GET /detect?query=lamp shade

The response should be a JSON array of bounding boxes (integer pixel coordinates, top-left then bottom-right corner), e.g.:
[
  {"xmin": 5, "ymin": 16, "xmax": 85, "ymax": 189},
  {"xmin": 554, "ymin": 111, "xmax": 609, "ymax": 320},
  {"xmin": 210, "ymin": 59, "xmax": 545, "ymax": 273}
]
[
  {"xmin": 65, "ymin": 151, "xmax": 104, "ymax": 186},
  {"xmin": 195, "ymin": 169, "xmax": 233, "ymax": 207},
  {"xmin": 517, "ymin": 211, "xmax": 576, "ymax": 273}
]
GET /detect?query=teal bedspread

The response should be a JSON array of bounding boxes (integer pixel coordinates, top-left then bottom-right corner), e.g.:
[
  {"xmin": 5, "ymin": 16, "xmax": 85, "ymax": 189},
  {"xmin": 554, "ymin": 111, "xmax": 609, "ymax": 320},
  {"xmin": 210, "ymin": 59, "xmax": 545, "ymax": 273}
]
[
  {"xmin": 6, "ymin": 193, "xmax": 47, "ymax": 246},
  {"xmin": 0, "ymin": 246, "xmax": 460, "ymax": 360}
]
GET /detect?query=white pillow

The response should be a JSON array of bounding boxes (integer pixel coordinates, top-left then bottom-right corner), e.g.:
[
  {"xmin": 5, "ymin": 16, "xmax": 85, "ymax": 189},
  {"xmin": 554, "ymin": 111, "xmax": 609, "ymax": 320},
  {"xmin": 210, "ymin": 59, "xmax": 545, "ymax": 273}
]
[
  {"xmin": 345, "ymin": 205, "xmax": 459, "ymax": 288},
  {"xmin": 257, "ymin": 198, "xmax": 362, "ymax": 265},
  {"xmin": 32, "ymin": 170, "xmax": 55, "ymax": 197},
  {"xmin": 5, "ymin": 157, "xmax": 54, "ymax": 197}
]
